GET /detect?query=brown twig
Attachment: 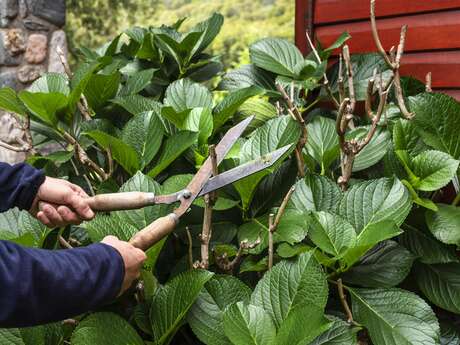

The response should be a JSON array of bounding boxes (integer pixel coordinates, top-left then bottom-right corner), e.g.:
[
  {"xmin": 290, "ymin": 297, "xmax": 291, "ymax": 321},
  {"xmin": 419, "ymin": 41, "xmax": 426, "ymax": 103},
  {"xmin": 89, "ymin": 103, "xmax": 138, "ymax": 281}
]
[
  {"xmin": 276, "ymin": 84, "xmax": 307, "ymax": 177},
  {"xmin": 337, "ymin": 279, "xmax": 360, "ymax": 326},
  {"xmin": 342, "ymin": 45, "xmax": 356, "ymax": 117},
  {"xmin": 185, "ymin": 226, "xmax": 194, "ymax": 270},
  {"xmin": 0, "ymin": 139, "xmax": 32, "ymax": 152},
  {"xmin": 425, "ymin": 72, "xmax": 432, "ymax": 92},
  {"xmin": 338, "ymin": 54, "xmax": 346, "ymax": 103},
  {"xmin": 215, "ymin": 238, "xmax": 261, "ymax": 273},
  {"xmin": 305, "ymin": 30, "xmax": 340, "ymax": 109},
  {"xmin": 199, "ymin": 145, "xmax": 218, "ymax": 269},
  {"xmin": 58, "ymin": 235, "xmax": 73, "ymax": 249},
  {"xmin": 365, "ymin": 69, "xmax": 377, "ymax": 119}
]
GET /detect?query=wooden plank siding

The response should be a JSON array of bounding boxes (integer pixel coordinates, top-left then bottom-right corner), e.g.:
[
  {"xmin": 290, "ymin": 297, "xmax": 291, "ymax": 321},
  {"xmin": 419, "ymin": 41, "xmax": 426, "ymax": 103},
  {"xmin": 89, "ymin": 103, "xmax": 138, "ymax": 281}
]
[{"xmin": 295, "ymin": 0, "xmax": 460, "ymax": 100}]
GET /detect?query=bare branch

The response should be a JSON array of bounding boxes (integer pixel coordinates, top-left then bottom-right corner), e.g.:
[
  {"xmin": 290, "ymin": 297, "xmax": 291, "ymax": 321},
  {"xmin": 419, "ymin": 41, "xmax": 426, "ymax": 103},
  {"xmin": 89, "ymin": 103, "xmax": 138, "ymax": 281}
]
[
  {"xmin": 337, "ymin": 279, "xmax": 359, "ymax": 326},
  {"xmin": 365, "ymin": 69, "xmax": 377, "ymax": 118},
  {"xmin": 185, "ymin": 226, "xmax": 194, "ymax": 270},
  {"xmin": 370, "ymin": 0, "xmax": 393, "ymax": 68},
  {"xmin": 338, "ymin": 54, "xmax": 346, "ymax": 103},
  {"xmin": 215, "ymin": 238, "xmax": 261, "ymax": 272},
  {"xmin": 0, "ymin": 139, "xmax": 31, "ymax": 152},
  {"xmin": 342, "ymin": 45, "xmax": 356, "ymax": 115},
  {"xmin": 268, "ymin": 213, "xmax": 275, "ymax": 269},
  {"xmin": 58, "ymin": 235, "xmax": 73, "ymax": 249},
  {"xmin": 425, "ymin": 72, "xmax": 432, "ymax": 92}
]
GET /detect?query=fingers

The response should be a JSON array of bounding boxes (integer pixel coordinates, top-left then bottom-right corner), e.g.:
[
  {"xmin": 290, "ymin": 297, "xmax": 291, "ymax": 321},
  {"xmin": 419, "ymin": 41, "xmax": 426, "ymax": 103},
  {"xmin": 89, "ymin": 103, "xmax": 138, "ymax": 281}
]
[
  {"xmin": 57, "ymin": 206, "xmax": 82, "ymax": 225},
  {"xmin": 64, "ymin": 193, "xmax": 95, "ymax": 221},
  {"xmin": 41, "ymin": 203, "xmax": 65, "ymax": 227}
]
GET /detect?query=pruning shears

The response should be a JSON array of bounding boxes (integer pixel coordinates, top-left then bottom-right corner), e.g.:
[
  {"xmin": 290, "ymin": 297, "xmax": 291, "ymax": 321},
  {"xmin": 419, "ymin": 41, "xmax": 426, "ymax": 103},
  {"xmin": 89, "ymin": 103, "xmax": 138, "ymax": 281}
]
[{"xmin": 41, "ymin": 117, "xmax": 290, "ymax": 251}]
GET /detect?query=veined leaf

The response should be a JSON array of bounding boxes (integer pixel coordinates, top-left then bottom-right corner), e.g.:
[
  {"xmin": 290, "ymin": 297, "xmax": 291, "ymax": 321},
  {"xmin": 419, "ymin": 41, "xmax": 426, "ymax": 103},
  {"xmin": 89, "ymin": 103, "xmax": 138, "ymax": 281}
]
[
  {"xmin": 342, "ymin": 241, "xmax": 414, "ymax": 288},
  {"xmin": 410, "ymin": 92, "xmax": 460, "ymax": 159},
  {"xmin": 120, "ymin": 68, "xmax": 155, "ymax": 96},
  {"xmin": 121, "ymin": 111, "xmax": 164, "ymax": 169},
  {"xmin": 414, "ymin": 262, "xmax": 460, "ymax": 314},
  {"xmin": 249, "ymin": 38, "xmax": 304, "ymax": 77},
  {"xmin": 0, "ymin": 87, "xmax": 26, "ymax": 115},
  {"xmin": 305, "ymin": 116, "xmax": 339, "ymax": 172},
  {"xmin": 29, "ymin": 73, "xmax": 70, "ymax": 95},
  {"xmin": 191, "ymin": 13, "xmax": 224, "ymax": 54},
  {"xmin": 218, "ymin": 64, "xmax": 276, "ymax": 94},
  {"xmin": 150, "ymin": 270, "xmax": 214, "ymax": 345},
  {"xmin": 147, "ymin": 131, "xmax": 198, "ymax": 178},
  {"xmin": 338, "ymin": 177, "xmax": 411, "ymax": 234},
  {"xmin": 213, "ymin": 86, "xmax": 263, "ymax": 131},
  {"xmin": 84, "ymin": 130, "xmax": 140, "ymax": 174},
  {"xmin": 309, "ymin": 211, "xmax": 356, "ymax": 258},
  {"xmin": 182, "ymin": 107, "xmax": 213, "ymax": 146},
  {"xmin": 393, "ymin": 118, "xmax": 427, "ymax": 155},
  {"xmin": 440, "ymin": 322, "xmax": 460, "ymax": 345},
  {"xmin": 164, "ymin": 78, "xmax": 212, "ymax": 112},
  {"xmin": 18, "ymin": 92, "xmax": 67, "ymax": 127},
  {"xmin": 222, "ymin": 302, "xmax": 276, "ymax": 345},
  {"xmin": 188, "ymin": 275, "xmax": 252, "ymax": 345},
  {"xmin": 83, "ymin": 214, "xmax": 139, "ymax": 242},
  {"xmin": 84, "ymin": 72, "xmax": 120, "ymax": 111},
  {"xmin": 71, "ymin": 312, "xmax": 143, "ymax": 345},
  {"xmin": 349, "ymin": 287, "xmax": 440, "ymax": 345},
  {"xmin": 112, "ymin": 94, "xmax": 162, "ymax": 115},
  {"xmin": 0, "ymin": 323, "xmax": 63, "ymax": 345},
  {"xmin": 288, "ymin": 174, "xmax": 341, "ymax": 213},
  {"xmin": 426, "ymin": 204, "xmax": 460, "ymax": 246},
  {"xmin": 251, "ymin": 251, "xmax": 328, "ymax": 327},
  {"xmin": 310, "ymin": 316, "xmax": 358, "ymax": 345},
  {"xmin": 236, "ymin": 97, "xmax": 277, "ymax": 133}
]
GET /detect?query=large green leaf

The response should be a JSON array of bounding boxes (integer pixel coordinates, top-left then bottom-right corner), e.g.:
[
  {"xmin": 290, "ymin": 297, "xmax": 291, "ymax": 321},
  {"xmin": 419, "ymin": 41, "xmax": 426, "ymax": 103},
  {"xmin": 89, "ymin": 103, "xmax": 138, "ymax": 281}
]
[
  {"xmin": 0, "ymin": 87, "xmax": 26, "ymax": 115},
  {"xmin": 147, "ymin": 130, "xmax": 198, "ymax": 178},
  {"xmin": 29, "ymin": 73, "xmax": 70, "ymax": 95},
  {"xmin": 0, "ymin": 209, "xmax": 49, "ymax": 247},
  {"xmin": 83, "ymin": 213, "xmax": 138, "ymax": 242},
  {"xmin": 164, "ymin": 78, "xmax": 212, "ymax": 112},
  {"xmin": 188, "ymin": 275, "xmax": 252, "ymax": 345},
  {"xmin": 426, "ymin": 204, "xmax": 460, "ymax": 246},
  {"xmin": 399, "ymin": 224, "xmax": 459, "ymax": 265},
  {"xmin": 347, "ymin": 126, "xmax": 391, "ymax": 172},
  {"xmin": 222, "ymin": 302, "xmax": 276, "ymax": 345},
  {"xmin": 121, "ymin": 111, "xmax": 164, "ymax": 169},
  {"xmin": 84, "ymin": 130, "xmax": 140, "ymax": 174},
  {"xmin": 338, "ymin": 177, "xmax": 411, "ymax": 234},
  {"xmin": 150, "ymin": 270, "xmax": 214, "ymax": 345},
  {"xmin": 182, "ymin": 107, "xmax": 213, "ymax": 146},
  {"xmin": 251, "ymin": 251, "xmax": 328, "ymax": 327},
  {"xmin": 350, "ymin": 287, "xmax": 440, "ymax": 345},
  {"xmin": 236, "ymin": 97, "xmax": 277, "ymax": 133},
  {"xmin": 305, "ymin": 116, "xmax": 339, "ymax": 172},
  {"xmin": 0, "ymin": 323, "xmax": 63, "ymax": 345},
  {"xmin": 409, "ymin": 93, "xmax": 460, "ymax": 159},
  {"xmin": 213, "ymin": 86, "xmax": 263, "ymax": 130},
  {"xmin": 84, "ymin": 72, "xmax": 120, "ymax": 111},
  {"xmin": 71, "ymin": 312, "xmax": 143, "ymax": 345},
  {"xmin": 309, "ymin": 211, "xmax": 356, "ymax": 258},
  {"xmin": 342, "ymin": 241, "xmax": 414, "ymax": 287},
  {"xmin": 440, "ymin": 322, "xmax": 460, "ymax": 345},
  {"xmin": 310, "ymin": 316, "xmax": 358, "ymax": 345},
  {"xmin": 191, "ymin": 12, "xmax": 224, "ymax": 54},
  {"xmin": 288, "ymin": 174, "xmax": 341, "ymax": 213},
  {"xmin": 219, "ymin": 64, "xmax": 276, "ymax": 94},
  {"xmin": 234, "ymin": 115, "xmax": 300, "ymax": 209},
  {"xmin": 393, "ymin": 119, "xmax": 427, "ymax": 155},
  {"xmin": 249, "ymin": 38, "xmax": 304, "ymax": 77},
  {"xmin": 112, "ymin": 94, "xmax": 162, "ymax": 115},
  {"xmin": 18, "ymin": 92, "xmax": 67, "ymax": 126},
  {"xmin": 120, "ymin": 68, "xmax": 155, "ymax": 96},
  {"xmin": 398, "ymin": 150, "xmax": 459, "ymax": 191},
  {"xmin": 155, "ymin": 31, "xmax": 204, "ymax": 70},
  {"xmin": 274, "ymin": 304, "xmax": 331, "ymax": 345},
  {"xmin": 414, "ymin": 262, "xmax": 460, "ymax": 314}
]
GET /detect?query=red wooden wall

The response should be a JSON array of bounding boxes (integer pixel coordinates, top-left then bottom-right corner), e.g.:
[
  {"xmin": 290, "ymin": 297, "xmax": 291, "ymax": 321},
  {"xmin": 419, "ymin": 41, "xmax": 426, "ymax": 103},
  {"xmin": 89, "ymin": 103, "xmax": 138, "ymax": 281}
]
[{"xmin": 295, "ymin": 0, "xmax": 460, "ymax": 100}]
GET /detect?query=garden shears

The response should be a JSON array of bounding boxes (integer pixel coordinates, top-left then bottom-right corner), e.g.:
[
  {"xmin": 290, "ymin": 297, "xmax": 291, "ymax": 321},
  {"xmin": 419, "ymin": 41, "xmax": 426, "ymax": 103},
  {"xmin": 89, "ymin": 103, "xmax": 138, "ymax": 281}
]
[{"xmin": 43, "ymin": 117, "xmax": 291, "ymax": 251}]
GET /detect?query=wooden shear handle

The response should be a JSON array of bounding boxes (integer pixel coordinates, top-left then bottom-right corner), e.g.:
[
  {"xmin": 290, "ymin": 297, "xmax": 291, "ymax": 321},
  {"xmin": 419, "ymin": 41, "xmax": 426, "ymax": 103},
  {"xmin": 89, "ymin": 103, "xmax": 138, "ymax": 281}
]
[{"xmin": 129, "ymin": 213, "xmax": 179, "ymax": 251}]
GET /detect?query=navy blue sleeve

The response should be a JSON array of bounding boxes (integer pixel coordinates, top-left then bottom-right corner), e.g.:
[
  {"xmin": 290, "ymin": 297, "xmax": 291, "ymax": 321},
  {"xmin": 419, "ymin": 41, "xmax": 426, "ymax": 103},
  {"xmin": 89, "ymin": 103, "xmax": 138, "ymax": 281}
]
[
  {"xmin": 0, "ymin": 241, "xmax": 124, "ymax": 328},
  {"xmin": 0, "ymin": 162, "xmax": 45, "ymax": 212}
]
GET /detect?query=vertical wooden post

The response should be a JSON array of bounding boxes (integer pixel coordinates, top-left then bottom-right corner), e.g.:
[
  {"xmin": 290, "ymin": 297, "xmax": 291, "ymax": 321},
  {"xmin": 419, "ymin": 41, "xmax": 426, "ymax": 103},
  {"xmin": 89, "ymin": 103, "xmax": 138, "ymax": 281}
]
[{"xmin": 295, "ymin": 0, "xmax": 314, "ymax": 56}]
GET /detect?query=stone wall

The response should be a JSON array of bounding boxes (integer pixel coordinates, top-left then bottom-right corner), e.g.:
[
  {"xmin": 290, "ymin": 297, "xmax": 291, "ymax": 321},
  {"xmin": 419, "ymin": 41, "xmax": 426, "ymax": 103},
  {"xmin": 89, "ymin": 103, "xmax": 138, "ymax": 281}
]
[{"xmin": 0, "ymin": 0, "xmax": 67, "ymax": 163}]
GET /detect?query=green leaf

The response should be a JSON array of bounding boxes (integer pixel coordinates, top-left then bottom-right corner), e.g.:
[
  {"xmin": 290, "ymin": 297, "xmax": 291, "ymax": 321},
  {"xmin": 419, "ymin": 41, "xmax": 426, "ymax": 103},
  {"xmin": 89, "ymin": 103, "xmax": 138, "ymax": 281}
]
[
  {"xmin": 164, "ymin": 78, "xmax": 212, "ymax": 112},
  {"xmin": 18, "ymin": 92, "xmax": 67, "ymax": 126},
  {"xmin": 305, "ymin": 116, "xmax": 339, "ymax": 172},
  {"xmin": 150, "ymin": 270, "xmax": 214, "ymax": 345},
  {"xmin": 83, "ymin": 214, "xmax": 139, "ymax": 242},
  {"xmin": 71, "ymin": 312, "xmax": 143, "ymax": 345},
  {"xmin": 29, "ymin": 73, "xmax": 70, "ymax": 95},
  {"xmin": 236, "ymin": 97, "xmax": 277, "ymax": 132},
  {"xmin": 121, "ymin": 111, "xmax": 164, "ymax": 169},
  {"xmin": 322, "ymin": 32, "xmax": 351, "ymax": 55},
  {"xmin": 188, "ymin": 275, "xmax": 252, "ymax": 345},
  {"xmin": 112, "ymin": 94, "xmax": 162, "ymax": 115},
  {"xmin": 213, "ymin": 86, "xmax": 263, "ymax": 130},
  {"xmin": 155, "ymin": 31, "xmax": 203, "ymax": 70},
  {"xmin": 338, "ymin": 177, "xmax": 412, "ymax": 234},
  {"xmin": 274, "ymin": 304, "xmax": 331, "ymax": 345},
  {"xmin": 0, "ymin": 87, "xmax": 26, "ymax": 115},
  {"xmin": 183, "ymin": 107, "xmax": 213, "ymax": 146},
  {"xmin": 84, "ymin": 130, "xmax": 140, "ymax": 174},
  {"xmin": 440, "ymin": 322, "xmax": 460, "ymax": 345},
  {"xmin": 0, "ymin": 329, "xmax": 25, "ymax": 345},
  {"xmin": 120, "ymin": 68, "xmax": 155, "ymax": 96},
  {"xmin": 251, "ymin": 251, "xmax": 328, "ymax": 327},
  {"xmin": 234, "ymin": 115, "xmax": 300, "ymax": 209},
  {"xmin": 404, "ymin": 150, "xmax": 459, "ymax": 191},
  {"xmin": 414, "ymin": 262, "xmax": 460, "ymax": 314},
  {"xmin": 191, "ymin": 13, "xmax": 224, "ymax": 54},
  {"xmin": 276, "ymin": 243, "xmax": 311, "ymax": 258},
  {"xmin": 0, "ymin": 323, "xmax": 63, "ymax": 345},
  {"xmin": 309, "ymin": 211, "xmax": 356, "ymax": 258},
  {"xmin": 69, "ymin": 60, "xmax": 102, "ymax": 111},
  {"xmin": 399, "ymin": 224, "xmax": 458, "ymax": 264},
  {"xmin": 393, "ymin": 119, "xmax": 427, "ymax": 155},
  {"xmin": 310, "ymin": 316, "xmax": 358, "ymax": 345},
  {"xmin": 342, "ymin": 220, "xmax": 402, "ymax": 267},
  {"xmin": 147, "ymin": 130, "xmax": 198, "ymax": 178},
  {"xmin": 249, "ymin": 38, "xmax": 304, "ymax": 77},
  {"xmin": 347, "ymin": 126, "xmax": 391, "ymax": 172},
  {"xmin": 288, "ymin": 174, "xmax": 341, "ymax": 213},
  {"xmin": 349, "ymin": 287, "xmax": 440, "ymax": 345},
  {"xmin": 426, "ymin": 204, "xmax": 460, "ymax": 246},
  {"xmin": 410, "ymin": 93, "xmax": 460, "ymax": 159},
  {"xmin": 84, "ymin": 72, "xmax": 120, "ymax": 111},
  {"xmin": 342, "ymin": 241, "xmax": 414, "ymax": 287},
  {"xmin": 218, "ymin": 64, "xmax": 276, "ymax": 94}
]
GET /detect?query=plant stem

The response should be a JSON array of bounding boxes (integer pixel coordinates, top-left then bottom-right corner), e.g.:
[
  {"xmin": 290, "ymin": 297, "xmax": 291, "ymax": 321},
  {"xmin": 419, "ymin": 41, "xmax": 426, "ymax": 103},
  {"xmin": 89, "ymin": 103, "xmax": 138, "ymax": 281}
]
[
  {"xmin": 453, "ymin": 193, "xmax": 460, "ymax": 206},
  {"xmin": 268, "ymin": 213, "xmax": 275, "ymax": 269},
  {"xmin": 185, "ymin": 226, "xmax": 194, "ymax": 269},
  {"xmin": 58, "ymin": 235, "xmax": 73, "ymax": 249},
  {"xmin": 337, "ymin": 279, "xmax": 360, "ymax": 326}
]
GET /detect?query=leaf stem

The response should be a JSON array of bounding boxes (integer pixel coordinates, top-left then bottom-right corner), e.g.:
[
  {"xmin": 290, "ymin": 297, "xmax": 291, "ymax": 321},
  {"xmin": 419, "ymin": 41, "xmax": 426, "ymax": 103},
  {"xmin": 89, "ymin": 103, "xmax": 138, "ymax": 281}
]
[{"xmin": 452, "ymin": 192, "xmax": 460, "ymax": 206}]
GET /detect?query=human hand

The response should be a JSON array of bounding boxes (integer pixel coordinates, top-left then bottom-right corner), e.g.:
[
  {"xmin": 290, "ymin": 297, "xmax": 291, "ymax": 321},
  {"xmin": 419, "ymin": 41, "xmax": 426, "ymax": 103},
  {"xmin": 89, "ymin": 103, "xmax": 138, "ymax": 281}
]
[
  {"xmin": 30, "ymin": 177, "xmax": 95, "ymax": 227},
  {"xmin": 101, "ymin": 235, "xmax": 147, "ymax": 296}
]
